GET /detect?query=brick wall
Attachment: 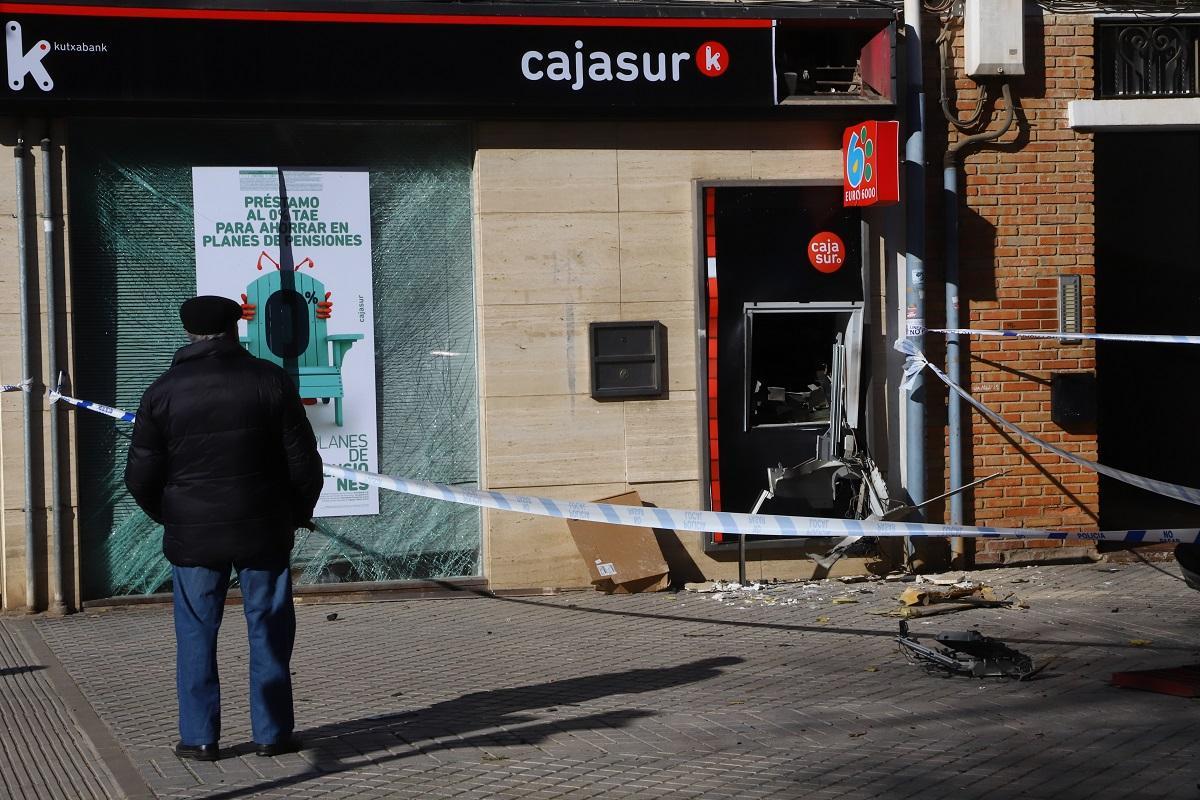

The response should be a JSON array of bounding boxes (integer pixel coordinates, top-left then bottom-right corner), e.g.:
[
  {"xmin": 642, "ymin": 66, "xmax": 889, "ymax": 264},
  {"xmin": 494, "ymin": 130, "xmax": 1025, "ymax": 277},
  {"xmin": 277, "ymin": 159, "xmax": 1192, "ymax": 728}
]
[{"xmin": 932, "ymin": 12, "xmax": 1099, "ymax": 565}]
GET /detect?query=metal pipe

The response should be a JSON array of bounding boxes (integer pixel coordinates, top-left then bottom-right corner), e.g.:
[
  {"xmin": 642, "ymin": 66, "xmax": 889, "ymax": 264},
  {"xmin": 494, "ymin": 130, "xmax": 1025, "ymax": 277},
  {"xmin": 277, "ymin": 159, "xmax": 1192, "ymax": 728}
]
[
  {"xmin": 738, "ymin": 532, "xmax": 746, "ymax": 585},
  {"xmin": 14, "ymin": 136, "xmax": 39, "ymax": 612},
  {"xmin": 902, "ymin": 0, "xmax": 927, "ymax": 567},
  {"xmin": 41, "ymin": 137, "xmax": 65, "ymax": 615},
  {"xmin": 944, "ymin": 159, "xmax": 964, "ymax": 562},
  {"xmin": 739, "ymin": 488, "xmax": 773, "ymax": 585},
  {"xmin": 944, "ymin": 83, "xmax": 1016, "ymax": 564}
]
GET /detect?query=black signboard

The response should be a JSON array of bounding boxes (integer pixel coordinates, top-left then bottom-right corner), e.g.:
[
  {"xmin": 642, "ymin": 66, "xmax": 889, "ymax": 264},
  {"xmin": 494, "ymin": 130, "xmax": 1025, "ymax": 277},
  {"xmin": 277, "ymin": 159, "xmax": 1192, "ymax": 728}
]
[{"xmin": 0, "ymin": 4, "xmax": 778, "ymax": 111}]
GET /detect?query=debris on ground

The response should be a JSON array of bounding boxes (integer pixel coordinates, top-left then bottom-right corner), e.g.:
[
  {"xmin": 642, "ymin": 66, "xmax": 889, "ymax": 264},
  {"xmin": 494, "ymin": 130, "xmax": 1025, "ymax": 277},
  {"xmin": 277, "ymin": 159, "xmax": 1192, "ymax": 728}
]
[
  {"xmin": 684, "ymin": 571, "xmax": 1036, "ymax": 616},
  {"xmin": 899, "ymin": 582, "xmax": 984, "ymax": 606},
  {"xmin": 869, "ymin": 580, "xmax": 1021, "ymax": 618},
  {"xmin": 895, "ymin": 621, "xmax": 1040, "ymax": 679},
  {"xmin": 687, "ymin": 580, "xmax": 815, "ymax": 608},
  {"xmin": 916, "ymin": 574, "xmax": 968, "ymax": 586}
]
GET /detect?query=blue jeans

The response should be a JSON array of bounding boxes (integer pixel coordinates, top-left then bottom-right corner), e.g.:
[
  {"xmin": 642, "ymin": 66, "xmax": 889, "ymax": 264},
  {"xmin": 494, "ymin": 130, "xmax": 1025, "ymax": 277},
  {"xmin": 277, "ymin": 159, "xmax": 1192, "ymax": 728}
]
[{"xmin": 172, "ymin": 555, "xmax": 295, "ymax": 746}]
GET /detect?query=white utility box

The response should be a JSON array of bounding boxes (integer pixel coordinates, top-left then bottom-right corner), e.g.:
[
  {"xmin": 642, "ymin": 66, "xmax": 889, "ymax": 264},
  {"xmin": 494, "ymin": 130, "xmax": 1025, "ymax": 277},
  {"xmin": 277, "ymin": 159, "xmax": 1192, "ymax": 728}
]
[{"xmin": 964, "ymin": 0, "xmax": 1025, "ymax": 77}]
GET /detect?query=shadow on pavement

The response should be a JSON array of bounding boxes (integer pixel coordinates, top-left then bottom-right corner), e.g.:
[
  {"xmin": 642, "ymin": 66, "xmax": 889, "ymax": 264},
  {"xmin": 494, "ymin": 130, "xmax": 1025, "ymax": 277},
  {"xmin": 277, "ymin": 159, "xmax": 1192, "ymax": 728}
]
[
  {"xmin": 200, "ymin": 655, "xmax": 742, "ymax": 800},
  {"xmin": 0, "ymin": 665, "xmax": 46, "ymax": 677},
  {"xmin": 476, "ymin": 592, "xmax": 1200, "ymax": 653}
]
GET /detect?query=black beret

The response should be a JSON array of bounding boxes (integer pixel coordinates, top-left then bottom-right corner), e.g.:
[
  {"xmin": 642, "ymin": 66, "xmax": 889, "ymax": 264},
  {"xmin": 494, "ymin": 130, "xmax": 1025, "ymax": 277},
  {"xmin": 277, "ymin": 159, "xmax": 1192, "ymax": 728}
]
[{"xmin": 180, "ymin": 295, "xmax": 242, "ymax": 335}]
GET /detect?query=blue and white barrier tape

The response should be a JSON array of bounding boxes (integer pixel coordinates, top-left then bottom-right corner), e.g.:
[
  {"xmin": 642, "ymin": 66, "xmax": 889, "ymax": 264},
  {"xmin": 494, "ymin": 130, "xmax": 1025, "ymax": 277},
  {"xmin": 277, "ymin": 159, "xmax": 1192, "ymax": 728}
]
[
  {"xmin": 929, "ymin": 328, "xmax": 1200, "ymax": 346},
  {"xmin": 0, "ymin": 379, "xmax": 32, "ymax": 393},
  {"xmin": 899, "ymin": 339, "xmax": 1200, "ymax": 509},
  {"xmin": 48, "ymin": 388, "xmax": 1200, "ymax": 544},
  {"xmin": 49, "ymin": 390, "xmax": 137, "ymax": 423},
  {"xmin": 321, "ymin": 465, "xmax": 1197, "ymax": 544}
]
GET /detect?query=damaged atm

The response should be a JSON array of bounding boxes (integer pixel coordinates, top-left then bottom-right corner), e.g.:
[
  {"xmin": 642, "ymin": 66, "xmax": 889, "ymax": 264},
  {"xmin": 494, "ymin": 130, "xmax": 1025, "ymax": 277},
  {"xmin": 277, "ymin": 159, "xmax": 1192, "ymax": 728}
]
[{"xmin": 702, "ymin": 186, "xmax": 903, "ymax": 566}]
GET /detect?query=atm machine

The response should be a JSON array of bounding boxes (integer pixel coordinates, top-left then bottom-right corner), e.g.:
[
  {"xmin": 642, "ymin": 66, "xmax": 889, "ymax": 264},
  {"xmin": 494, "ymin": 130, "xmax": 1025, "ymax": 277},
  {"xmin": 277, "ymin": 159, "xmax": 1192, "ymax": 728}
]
[{"xmin": 703, "ymin": 186, "xmax": 897, "ymax": 558}]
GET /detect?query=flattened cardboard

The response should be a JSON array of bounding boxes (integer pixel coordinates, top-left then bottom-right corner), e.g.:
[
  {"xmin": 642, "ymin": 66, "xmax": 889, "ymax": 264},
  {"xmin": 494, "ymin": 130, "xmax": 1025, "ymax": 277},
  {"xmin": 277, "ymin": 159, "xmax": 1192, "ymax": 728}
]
[{"xmin": 565, "ymin": 490, "xmax": 670, "ymax": 593}]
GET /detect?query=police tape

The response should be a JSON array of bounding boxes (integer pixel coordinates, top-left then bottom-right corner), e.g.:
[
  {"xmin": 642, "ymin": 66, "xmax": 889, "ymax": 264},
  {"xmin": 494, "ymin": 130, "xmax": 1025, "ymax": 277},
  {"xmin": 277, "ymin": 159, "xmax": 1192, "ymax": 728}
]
[
  {"xmin": 48, "ymin": 390, "xmax": 137, "ymax": 422},
  {"xmin": 899, "ymin": 339, "xmax": 1200, "ymax": 508},
  {"xmin": 321, "ymin": 464, "xmax": 1196, "ymax": 544},
  {"xmin": 928, "ymin": 328, "xmax": 1200, "ymax": 346},
  {"xmin": 1, "ymin": 379, "xmax": 32, "ymax": 393},
  {"xmin": 47, "ymin": 387, "xmax": 1200, "ymax": 544}
]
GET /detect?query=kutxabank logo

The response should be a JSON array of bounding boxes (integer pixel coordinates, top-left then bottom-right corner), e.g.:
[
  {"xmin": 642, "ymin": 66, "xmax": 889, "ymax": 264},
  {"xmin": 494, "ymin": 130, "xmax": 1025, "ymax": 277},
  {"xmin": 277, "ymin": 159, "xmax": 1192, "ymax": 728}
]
[
  {"xmin": 6, "ymin": 20, "xmax": 109, "ymax": 92},
  {"xmin": 6, "ymin": 21, "xmax": 52, "ymax": 91}
]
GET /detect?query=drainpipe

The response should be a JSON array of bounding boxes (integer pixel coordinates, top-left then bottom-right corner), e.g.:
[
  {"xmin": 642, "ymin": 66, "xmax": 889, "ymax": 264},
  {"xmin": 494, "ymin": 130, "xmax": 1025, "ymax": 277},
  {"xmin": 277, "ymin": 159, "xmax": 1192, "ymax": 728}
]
[
  {"xmin": 41, "ymin": 137, "xmax": 65, "ymax": 615},
  {"xmin": 902, "ymin": 0, "xmax": 927, "ymax": 566},
  {"xmin": 15, "ymin": 136, "xmax": 39, "ymax": 612},
  {"xmin": 944, "ymin": 82, "xmax": 1015, "ymax": 562}
]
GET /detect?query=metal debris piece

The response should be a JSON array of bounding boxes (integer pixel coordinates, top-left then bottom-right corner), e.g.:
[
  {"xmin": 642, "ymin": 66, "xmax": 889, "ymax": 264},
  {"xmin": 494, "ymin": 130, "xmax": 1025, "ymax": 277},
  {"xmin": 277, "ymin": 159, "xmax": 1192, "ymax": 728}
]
[{"xmin": 896, "ymin": 621, "xmax": 1038, "ymax": 679}]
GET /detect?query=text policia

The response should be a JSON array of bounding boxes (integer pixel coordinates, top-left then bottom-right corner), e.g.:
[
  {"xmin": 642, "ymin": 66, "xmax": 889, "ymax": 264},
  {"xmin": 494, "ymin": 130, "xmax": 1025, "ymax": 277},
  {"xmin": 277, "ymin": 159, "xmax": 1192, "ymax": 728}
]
[{"xmin": 200, "ymin": 194, "xmax": 364, "ymax": 249}]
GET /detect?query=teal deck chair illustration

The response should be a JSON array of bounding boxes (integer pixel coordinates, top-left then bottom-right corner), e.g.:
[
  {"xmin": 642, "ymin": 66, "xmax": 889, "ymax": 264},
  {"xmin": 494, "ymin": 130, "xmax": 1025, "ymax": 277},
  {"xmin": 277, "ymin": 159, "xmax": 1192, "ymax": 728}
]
[{"xmin": 240, "ymin": 267, "xmax": 364, "ymax": 427}]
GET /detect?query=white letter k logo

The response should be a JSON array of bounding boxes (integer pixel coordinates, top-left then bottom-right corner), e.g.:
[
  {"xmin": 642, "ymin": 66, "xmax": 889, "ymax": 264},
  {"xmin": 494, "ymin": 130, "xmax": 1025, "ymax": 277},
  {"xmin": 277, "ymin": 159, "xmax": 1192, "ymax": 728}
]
[
  {"xmin": 6, "ymin": 22, "xmax": 52, "ymax": 91},
  {"xmin": 704, "ymin": 46, "xmax": 722, "ymax": 72}
]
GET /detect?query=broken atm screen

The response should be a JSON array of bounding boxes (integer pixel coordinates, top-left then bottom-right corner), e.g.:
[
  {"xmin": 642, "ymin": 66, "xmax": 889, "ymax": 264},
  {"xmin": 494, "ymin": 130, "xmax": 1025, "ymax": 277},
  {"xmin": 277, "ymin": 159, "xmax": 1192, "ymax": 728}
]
[{"xmin": 747, "ymin": 311, "xmax": 851, "ymax": 428}]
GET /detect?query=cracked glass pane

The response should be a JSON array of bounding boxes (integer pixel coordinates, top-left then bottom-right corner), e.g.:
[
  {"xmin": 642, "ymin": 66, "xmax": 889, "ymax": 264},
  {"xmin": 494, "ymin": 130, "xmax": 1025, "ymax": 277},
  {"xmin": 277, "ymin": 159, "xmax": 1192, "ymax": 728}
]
[{"xmin": 68, "ymin": 120, "xmax": 480, "ymax": 598}]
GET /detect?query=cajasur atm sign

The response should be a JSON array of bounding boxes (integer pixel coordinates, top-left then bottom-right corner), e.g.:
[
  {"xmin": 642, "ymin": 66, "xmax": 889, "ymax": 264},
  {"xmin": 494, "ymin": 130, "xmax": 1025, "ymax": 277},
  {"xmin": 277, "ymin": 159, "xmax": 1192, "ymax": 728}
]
[{"xmin": 842, "ymin": 120, "xmax": 900, "ymax": 207}]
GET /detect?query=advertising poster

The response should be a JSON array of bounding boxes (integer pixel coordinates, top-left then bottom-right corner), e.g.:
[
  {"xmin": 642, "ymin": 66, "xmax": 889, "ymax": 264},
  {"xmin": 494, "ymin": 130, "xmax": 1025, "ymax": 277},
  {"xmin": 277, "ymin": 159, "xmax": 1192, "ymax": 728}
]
[{"xmin": 192, "ymin": 167, "xmax": 379, "ymax": 517}]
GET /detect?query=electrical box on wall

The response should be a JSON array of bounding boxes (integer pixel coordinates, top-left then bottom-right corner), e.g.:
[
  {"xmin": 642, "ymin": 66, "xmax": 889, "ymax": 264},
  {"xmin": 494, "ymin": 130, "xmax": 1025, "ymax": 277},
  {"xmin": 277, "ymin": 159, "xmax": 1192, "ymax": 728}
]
[
  {"xmin": 964, "ymin": 0, "xmax": 1026, "ymax": 77},
  {"xmin": 1051, "ymin": 372, "xmax": 1096, "ymax": 431}
]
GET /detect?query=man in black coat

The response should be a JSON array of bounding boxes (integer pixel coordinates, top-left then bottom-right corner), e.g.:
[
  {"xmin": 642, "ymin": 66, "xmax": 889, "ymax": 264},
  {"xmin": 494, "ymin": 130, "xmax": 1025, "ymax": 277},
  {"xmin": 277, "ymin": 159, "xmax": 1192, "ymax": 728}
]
[{"xmin": 125, "ymin": 295, "xmax": 325, "ymax": 762}]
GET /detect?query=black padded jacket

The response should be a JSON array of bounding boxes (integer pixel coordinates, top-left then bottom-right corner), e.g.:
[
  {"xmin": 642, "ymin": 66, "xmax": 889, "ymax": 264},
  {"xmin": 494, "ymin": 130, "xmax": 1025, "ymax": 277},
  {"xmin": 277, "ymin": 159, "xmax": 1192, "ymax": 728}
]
[{"xmin": 124, "ymin": 337, "xmax": 325, "ymax": 567}]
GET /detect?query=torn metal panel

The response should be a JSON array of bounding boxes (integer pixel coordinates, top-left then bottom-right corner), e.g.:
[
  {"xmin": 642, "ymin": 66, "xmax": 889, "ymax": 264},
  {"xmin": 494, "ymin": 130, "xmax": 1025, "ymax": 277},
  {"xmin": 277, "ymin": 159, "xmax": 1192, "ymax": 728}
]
[{"xmin": 896, "ymin": 621, "xmax": 1038, "ymax": 679}]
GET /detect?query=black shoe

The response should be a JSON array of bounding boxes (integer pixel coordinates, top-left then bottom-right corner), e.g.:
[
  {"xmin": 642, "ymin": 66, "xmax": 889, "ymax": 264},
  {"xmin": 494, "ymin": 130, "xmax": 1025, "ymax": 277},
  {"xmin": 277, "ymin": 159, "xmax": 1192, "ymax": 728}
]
[
  {"xmin": 174, "ymin": 742, "xmax": 220, "ymax": 762},
  {"xmin": 255, "ymin": 736, "xmax": 302, "ymax": 757}
]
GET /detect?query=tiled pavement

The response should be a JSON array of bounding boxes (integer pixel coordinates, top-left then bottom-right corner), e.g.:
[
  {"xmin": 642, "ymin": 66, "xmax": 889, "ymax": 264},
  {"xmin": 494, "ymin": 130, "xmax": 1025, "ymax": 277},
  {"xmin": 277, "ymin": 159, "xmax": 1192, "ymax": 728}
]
[
  {"xmin": 0, "ymin": 617, "xmax": 123, "ymax": 799},
  {"xmin": 5, "ymin": 562, "xmax": 1200, "ymax": 799}
]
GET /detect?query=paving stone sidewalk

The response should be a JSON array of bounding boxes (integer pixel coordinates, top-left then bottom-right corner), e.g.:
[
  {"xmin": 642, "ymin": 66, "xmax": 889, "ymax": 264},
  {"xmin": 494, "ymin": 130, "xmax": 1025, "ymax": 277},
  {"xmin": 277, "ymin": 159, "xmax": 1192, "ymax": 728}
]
[
  {"xmin": 0, "ymin": 616, "xmax": 124, "ymax": 799},
  {"xmin": 9, "ymin": 562, "xmax": 1200, "ymax": 799}
]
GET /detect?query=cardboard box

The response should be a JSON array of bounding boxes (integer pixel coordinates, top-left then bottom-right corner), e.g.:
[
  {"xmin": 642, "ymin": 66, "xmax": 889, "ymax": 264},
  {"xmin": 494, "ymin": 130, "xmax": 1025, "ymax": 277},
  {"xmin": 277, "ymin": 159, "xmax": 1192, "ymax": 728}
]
[{"xmin": 565, "ymin": 490, "xmax": 670, "ymax": 593}]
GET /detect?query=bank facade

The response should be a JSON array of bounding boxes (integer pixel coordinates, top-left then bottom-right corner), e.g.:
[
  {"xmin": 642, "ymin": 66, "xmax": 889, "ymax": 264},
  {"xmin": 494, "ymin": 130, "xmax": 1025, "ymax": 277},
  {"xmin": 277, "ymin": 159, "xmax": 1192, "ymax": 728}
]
[{"xmin": 0, "ymin": 0, "xmax": 1185, "ymax": 610}]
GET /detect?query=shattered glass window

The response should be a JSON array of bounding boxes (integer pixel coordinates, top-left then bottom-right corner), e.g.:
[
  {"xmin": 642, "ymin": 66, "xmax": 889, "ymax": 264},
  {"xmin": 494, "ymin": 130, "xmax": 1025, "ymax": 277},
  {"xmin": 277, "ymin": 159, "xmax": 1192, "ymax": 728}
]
[{"xmin": 68, "ymin": 120, "xmax": 480, "ymax": 599}]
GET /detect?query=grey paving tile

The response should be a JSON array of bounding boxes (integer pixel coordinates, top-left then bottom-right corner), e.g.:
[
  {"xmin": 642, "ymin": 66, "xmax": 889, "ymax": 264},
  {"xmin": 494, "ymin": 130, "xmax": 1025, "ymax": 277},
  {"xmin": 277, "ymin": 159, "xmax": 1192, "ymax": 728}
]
[{"xmin": 10, "ymin": 562, "xmax": 1200, "ymax": 800}]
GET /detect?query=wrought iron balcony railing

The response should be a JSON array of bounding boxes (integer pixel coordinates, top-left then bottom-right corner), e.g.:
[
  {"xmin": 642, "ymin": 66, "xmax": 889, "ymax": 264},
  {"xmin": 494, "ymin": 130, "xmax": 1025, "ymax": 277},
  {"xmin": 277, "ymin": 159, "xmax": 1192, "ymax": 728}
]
[{"xmin": 1098, "ymin": 22, "xmax": 1199, "ymax": 98}]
